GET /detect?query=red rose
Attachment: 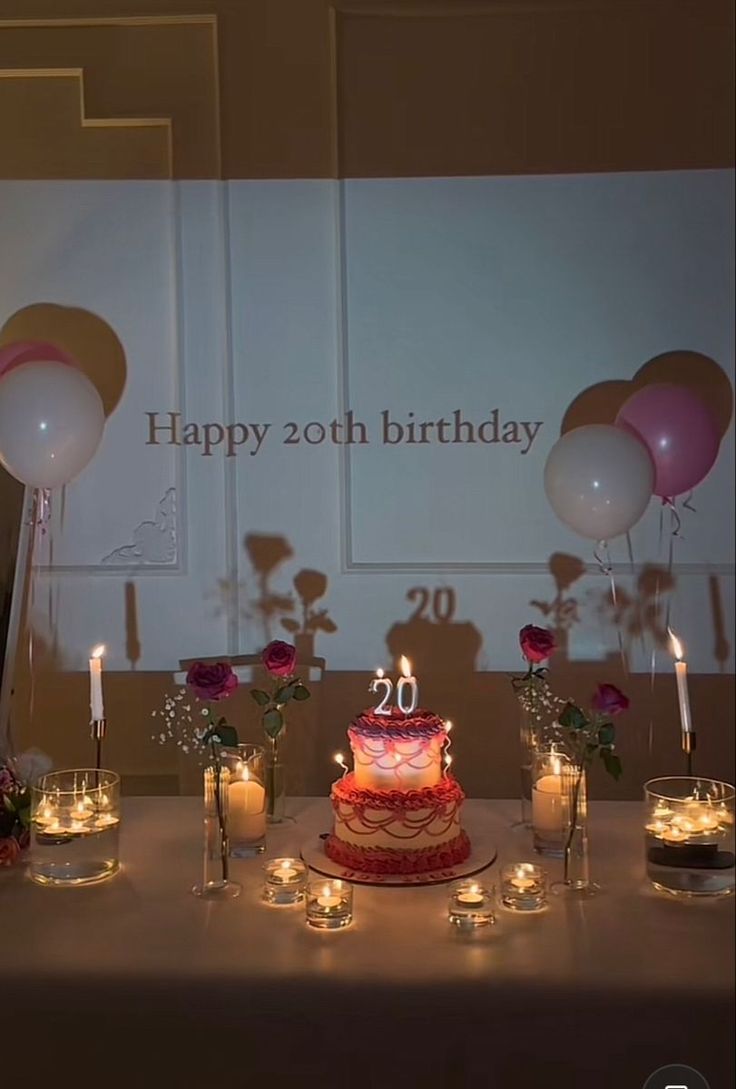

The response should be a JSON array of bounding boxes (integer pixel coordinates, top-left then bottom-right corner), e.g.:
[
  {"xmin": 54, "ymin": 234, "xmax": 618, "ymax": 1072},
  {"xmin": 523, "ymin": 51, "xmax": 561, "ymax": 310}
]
[
  {"xmin": 0, "ymin": 837, "xmax": 20, "ymax": 867},
  {"xmin": 592, "ymin": 683, "xmax": 629, "ymax": 717},
  {"xmin": 519, "ymin": 624, "xmax": 556, "ymax": 663},
  {"xmin": 186, "ymin": 661, "xmax": 238, "ymax": 702},
  {"xmin": 262, "ymin": 640, "xmax": 297, "ymax": 677}
]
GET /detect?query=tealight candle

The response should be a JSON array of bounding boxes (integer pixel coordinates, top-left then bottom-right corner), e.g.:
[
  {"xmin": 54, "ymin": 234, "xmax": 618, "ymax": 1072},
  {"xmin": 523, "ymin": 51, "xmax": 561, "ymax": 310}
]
[
  {"xmin": 501, "ymin": 863, "xmax": 548, "ymax": 912},
  {"xmin": 306, "ymin": 879, "xmax": 353, "ymax": 929},
  {"xmin": 662, "ymin": 825, "xmax": 688, "ymax": 843},
  {"xmin": 448, "ymin": 880, "xmax": 496, "ymax": 929},
  {"xmin": 263, "ymin": 858, "xmax": 308, "ymax": 905},
  {"xmin": 71, "ymin": 798, "xmax": 93, "ymax": 822}
]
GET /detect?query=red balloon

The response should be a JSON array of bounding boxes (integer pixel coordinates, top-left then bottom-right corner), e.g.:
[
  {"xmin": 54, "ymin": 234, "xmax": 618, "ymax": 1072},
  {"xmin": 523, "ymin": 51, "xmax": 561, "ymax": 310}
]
[{"xmin": 616, "ymin": 383, "xmax": 720, "ymax": 498}]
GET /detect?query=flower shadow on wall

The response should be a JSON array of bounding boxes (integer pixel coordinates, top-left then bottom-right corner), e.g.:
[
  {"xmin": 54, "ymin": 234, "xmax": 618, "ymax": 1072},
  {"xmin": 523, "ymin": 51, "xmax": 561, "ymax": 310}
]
[
  {"xmin": 243, "ymin": 534, "xmax": 296, "ymax": 643},
  {"xmin": 213, "ymin": 533, "xmax": 295, "ymax": 644},
  {"xmin": 595, "ymin": 564, "xmax": 675, "ymax": 660},
  {"xmin": 281, "ymin": 568, "xmax": 337, "ymax": 661},
  {"xmin": 530, "ymin": 552, "xmax": 586, "ymax": 660}
]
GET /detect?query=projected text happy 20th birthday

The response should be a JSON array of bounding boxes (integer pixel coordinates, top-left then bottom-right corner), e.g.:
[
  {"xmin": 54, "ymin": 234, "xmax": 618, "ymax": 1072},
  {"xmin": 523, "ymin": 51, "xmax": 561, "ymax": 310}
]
[{"xmin": 145, "ymin": 410, "xmax": 544, "ymax": 458}]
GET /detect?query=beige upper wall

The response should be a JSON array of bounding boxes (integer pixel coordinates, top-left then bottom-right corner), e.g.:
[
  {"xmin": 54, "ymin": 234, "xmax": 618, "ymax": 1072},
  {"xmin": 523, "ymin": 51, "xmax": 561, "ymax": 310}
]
[{"xmin": 0, "ymin": 0, "xmax": 733, "ymax": 179}]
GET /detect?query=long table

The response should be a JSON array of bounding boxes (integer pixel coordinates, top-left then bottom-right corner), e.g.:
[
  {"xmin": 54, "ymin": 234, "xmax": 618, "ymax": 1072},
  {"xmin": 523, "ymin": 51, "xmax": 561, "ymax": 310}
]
[{"xmin": 4, "ymin": 798, "xmax": 733, "ymax": 1088}]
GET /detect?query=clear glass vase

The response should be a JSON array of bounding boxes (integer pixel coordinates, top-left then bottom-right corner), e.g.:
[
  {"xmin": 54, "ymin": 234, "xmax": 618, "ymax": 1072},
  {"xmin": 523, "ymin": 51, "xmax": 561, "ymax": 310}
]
[
  {"xmin": 265, "ymin": 727, "xmax": 287, "ymax": 824},
  {"xmin": 519, "ymin": 706, "xmax": 535, "ymax": 826},
  {"xmin": 192, "ymin": 753, "xmax": 241, "ymax": 900},
  {"xmin": 560, "ymin": 764, "xmax": 598, "ymax": 897}
]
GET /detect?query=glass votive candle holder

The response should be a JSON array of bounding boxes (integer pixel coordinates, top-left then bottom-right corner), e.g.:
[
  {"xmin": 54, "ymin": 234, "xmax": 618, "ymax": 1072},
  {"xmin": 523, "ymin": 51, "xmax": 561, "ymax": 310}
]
[
  {"xmin": 644, "ymin": 777, "xmax": 734, "ymax": 898},
  {"xmin": 501, "ymin": 862, "xmax": 548, "ymax": 912},
  {"xmin": 306, "ymin": 878, "xmax": 353, "ymax": 929},
  {"xmin": 447, "ymin": 879, "xmax": 496, "ymax": 929},
  {"xmin": 263, "ymin": 857, "xmax": 308, "ymax": 905},
  {"xmin": 31, "ymin": 769, "xmax": 121, "ymax": 886}
]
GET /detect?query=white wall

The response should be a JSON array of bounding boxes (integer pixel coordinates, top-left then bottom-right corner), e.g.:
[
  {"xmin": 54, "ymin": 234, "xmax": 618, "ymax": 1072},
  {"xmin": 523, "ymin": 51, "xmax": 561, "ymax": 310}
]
[{"xmin": 1, "ymin": 171, "xmax": 733, "ymax": 674}]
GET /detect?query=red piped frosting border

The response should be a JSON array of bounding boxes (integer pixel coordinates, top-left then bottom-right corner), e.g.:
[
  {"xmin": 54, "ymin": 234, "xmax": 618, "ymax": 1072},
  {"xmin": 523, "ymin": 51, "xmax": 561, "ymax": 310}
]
[
  {"xmin": 325, "ymin": 830, "xmax": 471, "ymax": 874},
  {"xmin": 332, "ymin": 772, "xmax": 464, "ymax": 811},
  {"xmin": 350, "ymin": 707, "xmax": 446, "ymax": 740}
]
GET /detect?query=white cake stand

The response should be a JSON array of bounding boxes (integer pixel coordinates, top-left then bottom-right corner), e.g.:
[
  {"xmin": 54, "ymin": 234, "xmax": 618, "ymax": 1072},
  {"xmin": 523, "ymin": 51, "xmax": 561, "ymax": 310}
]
[{"xmin": 300, "ymin": 820, "xmax": 497, "ymax": 887}]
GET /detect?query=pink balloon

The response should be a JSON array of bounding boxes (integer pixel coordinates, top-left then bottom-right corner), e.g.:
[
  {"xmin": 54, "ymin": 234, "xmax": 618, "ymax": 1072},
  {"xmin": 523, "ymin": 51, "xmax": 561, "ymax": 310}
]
[
  {"xmin": 616, "ymin": 383, "xmax": 720, "ymax": 498},
  {"xmin": 0, "ymin": 340, "xmax": 74, "ymax": 379}
]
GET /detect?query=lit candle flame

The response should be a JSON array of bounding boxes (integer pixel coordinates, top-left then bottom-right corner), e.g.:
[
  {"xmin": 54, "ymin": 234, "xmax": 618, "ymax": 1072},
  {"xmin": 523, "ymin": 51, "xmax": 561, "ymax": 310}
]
[
  {"xmin": 551, "ymin": 755, "xmax": 562, "ymax": 776},
  {"xmin": 668, "ymin": 627, "xmax": 684, "ymax": 661},
  {"xmin": 90, "ymin": 644, "xmax": 106, "ymax": 659},
  {"xmin": 333, "ymin": 752, "xmax": 349, "ymax": 776},
  {"xmin": 241, "ymin": 765, "xmax": 250, "ymax": 781},
  {"xmin": 445, "ymin": 720, "xmax": 453, "ymax": 733},
  {"xmin": 445, "ymin": 753, "xmax": 453, "ymax": 769},
  {"xmin": 399, "ymin": 655, "xmax": 412, "ymax": 678},
  {"xmin": 376, "ymin": 667, "xmax": 385, "ymax": 679}
]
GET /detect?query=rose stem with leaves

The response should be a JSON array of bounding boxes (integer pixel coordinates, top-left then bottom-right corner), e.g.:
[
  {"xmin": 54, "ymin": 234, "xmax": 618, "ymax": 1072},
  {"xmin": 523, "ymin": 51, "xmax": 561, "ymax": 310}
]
[{"xmin": 206, "ymin": 712, "xmax": 229, "ymax": 884}]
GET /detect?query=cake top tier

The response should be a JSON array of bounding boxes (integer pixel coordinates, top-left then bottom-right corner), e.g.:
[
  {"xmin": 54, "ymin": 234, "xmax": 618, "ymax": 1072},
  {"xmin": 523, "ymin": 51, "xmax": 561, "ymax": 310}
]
[{"xmin": 349, "ymin": 707, "xmax": 446, "ymax": 739}]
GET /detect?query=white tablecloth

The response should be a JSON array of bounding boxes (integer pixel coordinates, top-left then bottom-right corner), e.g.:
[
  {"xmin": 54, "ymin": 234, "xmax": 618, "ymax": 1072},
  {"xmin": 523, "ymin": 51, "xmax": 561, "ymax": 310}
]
[{"xmin": 2, "ymin": 798, "xmax": 733, "ymax": 1088}]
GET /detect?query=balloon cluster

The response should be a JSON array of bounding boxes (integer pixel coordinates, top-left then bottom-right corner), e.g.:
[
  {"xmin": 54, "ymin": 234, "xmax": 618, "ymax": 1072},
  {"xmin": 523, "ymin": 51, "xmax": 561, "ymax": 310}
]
[
  {"xmin": 0, "ymin": 341, "xmax": 105, "ymax": 488},
  {"xmin": 545, "ymin": 383, "xmax": 722, "ymax": 542}
]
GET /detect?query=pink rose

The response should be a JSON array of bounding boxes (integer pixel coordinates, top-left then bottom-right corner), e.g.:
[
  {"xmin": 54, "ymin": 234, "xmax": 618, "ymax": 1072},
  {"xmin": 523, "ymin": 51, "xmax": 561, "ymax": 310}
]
[
  {"xmin": 0, "ymin": 837, "xmax": 20, "ymax": 867},
  {"xmin": 186, "ymin": 661, "xmax": 238, "ymax": 702},
  {"xmin": 262, "ymin": 640, "xmax": 297, "ymax": 678},
  {"xmin": 519, "ymin": 624, "xmax": 556, "ymax": 664},
  {"xmin": 592, "ymin": 683, "xmax": 629, "ymax": 717}
]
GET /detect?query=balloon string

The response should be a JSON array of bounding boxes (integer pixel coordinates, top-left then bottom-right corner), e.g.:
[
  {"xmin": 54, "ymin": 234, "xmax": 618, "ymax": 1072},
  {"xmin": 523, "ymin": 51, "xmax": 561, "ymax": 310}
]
[
  {"xmin": 682, "ymin": 491, "xmax": 697, "ymax": 515},
  {"xmin": 662, "ymin": 496, "xmax": 682, "ymax": 538},
  {"xmin": 25, "ymin": 489, "xmax": 52, "ymax": 734},
  {"xmin": 595, "ymin": 540, "xmax": 628, "ymax": 677}
]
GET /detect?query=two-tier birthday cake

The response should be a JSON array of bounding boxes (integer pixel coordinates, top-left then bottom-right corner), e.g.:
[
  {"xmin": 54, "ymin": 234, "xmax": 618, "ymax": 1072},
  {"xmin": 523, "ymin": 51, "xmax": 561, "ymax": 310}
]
[{"xmin": 324, "ymin": 705, "xmax": 471, "ymax": 875}]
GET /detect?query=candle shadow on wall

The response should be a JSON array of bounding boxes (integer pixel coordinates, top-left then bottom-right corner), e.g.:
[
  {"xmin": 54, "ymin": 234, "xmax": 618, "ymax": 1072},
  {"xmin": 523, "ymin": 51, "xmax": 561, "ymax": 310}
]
[
  {"xmin": 125, "ymin": 581, "xmax": 141, "ymax": 670},
  {"xmin": 709, "ymin": 574, "xmax": 731, "ymax": 674}
]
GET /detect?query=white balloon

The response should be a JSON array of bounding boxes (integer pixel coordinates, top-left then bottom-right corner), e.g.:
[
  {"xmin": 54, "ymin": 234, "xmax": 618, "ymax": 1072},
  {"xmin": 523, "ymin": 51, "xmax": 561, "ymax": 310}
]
[
  {"xmin": 544, "ymin": 424, "xmax": 654, "ymax": 541},
  {"xmin": 0, "ymin": 361, "xmax": 104, "ymax": 488}
]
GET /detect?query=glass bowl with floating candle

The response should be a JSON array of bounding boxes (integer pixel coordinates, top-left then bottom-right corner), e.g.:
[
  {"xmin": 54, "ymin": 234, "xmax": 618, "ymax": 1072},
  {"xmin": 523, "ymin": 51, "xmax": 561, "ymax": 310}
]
[
  {"xmin": 263, "ymin": 857, "xmax": 308, "ymax": 905},
  {"xmin": 644, "ymin": 777, "xmax": 734, "ymax": 898},
  {"xmin": 30, "ymin": 769, "xmax": 120, "ymax": 886},
  {"xmin": 448, "ymin": 879, "xmax": 496, "ymax": 929},
  {"xmin": 306, "ymin": 878, "xmax": 353, "ymax": 929},
  {"xmin": 501, "ymin": 862, "xmax": 548, "ymax": 912}
]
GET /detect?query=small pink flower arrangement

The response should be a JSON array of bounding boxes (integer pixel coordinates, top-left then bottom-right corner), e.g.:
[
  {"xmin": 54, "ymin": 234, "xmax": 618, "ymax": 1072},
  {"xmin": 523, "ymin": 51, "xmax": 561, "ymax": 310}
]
[
  {"xmin": 250, "ymin": 641, "xmax": 310, "ymax": 740},
  {"xmin": 0, "ymin": 760, "xmax": 30, "ymax": 868}
]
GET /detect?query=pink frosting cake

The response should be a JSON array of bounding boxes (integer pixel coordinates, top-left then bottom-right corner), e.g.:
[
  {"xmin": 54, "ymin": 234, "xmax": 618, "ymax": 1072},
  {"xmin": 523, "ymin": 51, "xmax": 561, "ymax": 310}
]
[{"xmin": 325, "ymin": 707, "xmax": 471, "ymax": 874}]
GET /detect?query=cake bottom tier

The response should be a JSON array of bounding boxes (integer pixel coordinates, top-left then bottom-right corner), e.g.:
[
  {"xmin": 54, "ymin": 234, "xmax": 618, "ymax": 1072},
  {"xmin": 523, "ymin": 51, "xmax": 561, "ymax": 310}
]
[
  {"xmin": 326, "ymin": 773, "xmax": 471, "ymax": 874},
  {"xmin": 325, "ymin": 829, "xmax": 471, "ymax": 875}
]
